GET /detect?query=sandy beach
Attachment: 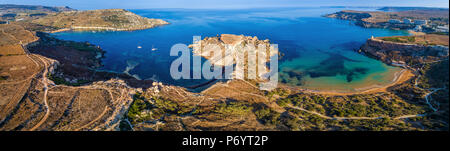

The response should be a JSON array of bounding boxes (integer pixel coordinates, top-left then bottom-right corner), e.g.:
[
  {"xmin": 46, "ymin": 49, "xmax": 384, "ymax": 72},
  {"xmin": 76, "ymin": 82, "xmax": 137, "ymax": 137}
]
[{"xmin": 299, "ymin": 69, "xmax": 415, "ymax": 96}]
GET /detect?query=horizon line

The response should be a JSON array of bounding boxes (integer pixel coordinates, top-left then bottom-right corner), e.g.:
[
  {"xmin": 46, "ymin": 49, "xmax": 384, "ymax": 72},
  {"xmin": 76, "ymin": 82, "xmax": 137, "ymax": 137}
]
[{"xmin": 1, "ymin": 3, "xmax": 449, "ymax": 10}]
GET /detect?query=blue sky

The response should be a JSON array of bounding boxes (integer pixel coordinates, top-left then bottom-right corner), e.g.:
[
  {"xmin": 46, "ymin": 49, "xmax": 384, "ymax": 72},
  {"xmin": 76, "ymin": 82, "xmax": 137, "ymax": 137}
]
[{"xmin": 0, "ymin": 0, "xmax": 448, "ymax": 10}]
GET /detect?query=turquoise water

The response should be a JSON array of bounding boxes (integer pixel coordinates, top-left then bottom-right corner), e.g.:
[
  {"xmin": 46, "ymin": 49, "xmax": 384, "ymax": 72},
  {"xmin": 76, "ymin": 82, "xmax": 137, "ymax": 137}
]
[{"xmin": 52, "ymin": 7, "xmax": 409, "ymax": 91}]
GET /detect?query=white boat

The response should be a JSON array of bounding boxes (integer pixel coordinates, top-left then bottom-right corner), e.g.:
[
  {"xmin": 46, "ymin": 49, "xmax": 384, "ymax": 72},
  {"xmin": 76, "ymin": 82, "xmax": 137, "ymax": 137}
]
[
  {"xmin": 137, "ymin": 46, "xmax": 142, "ymax": 49},
  {"xmin": 151, "ymin": 45, "xmax": 157, "ymax": 51}
]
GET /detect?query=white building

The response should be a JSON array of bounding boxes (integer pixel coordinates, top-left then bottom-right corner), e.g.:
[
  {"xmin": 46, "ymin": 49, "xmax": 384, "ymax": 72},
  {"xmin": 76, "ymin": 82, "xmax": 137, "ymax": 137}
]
[
  {"xmin": 389, "ymin": 19, "xmax": 402, "ymax": 24},
  {"xmin": 403, "ymin": 19, "xmax": 412, "ymax": 24},
  {"xmin": 414, "ymin": 25, "xmax": 423, "ymax": 32},
  {"xmin": 414, "ymin": 20, "xmax": 428, "ymax": 25},
  {"xmin": 391, "ymin": 60, "xmax": 407, "ymax": 67},
  {"xmin": 436, "ymin": 25, "xmax": 449, "ymax": 33}
]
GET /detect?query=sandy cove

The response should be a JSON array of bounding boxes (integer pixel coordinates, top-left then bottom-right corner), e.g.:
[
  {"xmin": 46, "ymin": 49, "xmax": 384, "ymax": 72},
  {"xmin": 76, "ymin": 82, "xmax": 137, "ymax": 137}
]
[{"xmin": 298, "ymin": 69, "xmax": 415, "ymax": 96}]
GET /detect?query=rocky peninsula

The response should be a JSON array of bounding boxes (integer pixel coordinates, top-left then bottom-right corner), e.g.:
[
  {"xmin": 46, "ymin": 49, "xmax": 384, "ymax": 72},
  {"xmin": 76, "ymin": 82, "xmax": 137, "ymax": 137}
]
[{"xmin": 189, "ymin": 34, "xmax": 278, "ymax": 80}]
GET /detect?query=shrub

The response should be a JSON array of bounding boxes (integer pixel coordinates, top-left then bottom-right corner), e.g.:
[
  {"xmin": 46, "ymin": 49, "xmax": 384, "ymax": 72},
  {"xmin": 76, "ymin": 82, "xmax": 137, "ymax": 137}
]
[
  {"xmin": 0, "ymin": 76, "xmax": 8, "ymax": 81},
  {"xmin": 214, "ymin": 102, "xmax": 253, "ymax": 116},
  {"xmin": 127, "ymin": 94, "xmax": 152, "ymax": 124},
  {"xmin": 254, "ymin": 107, "xmax": 281, "ymax": 126}
]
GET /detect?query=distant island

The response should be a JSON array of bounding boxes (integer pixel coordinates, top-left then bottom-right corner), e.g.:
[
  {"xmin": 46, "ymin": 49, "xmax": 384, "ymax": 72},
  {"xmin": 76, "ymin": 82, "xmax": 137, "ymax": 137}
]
[
  {"xmin": 377, "ymin": 7, "xmax": 450, "ymax": 12},
  {"xmin": 1, "ymin": 4, "xmax": 169, "ymax": 32}
]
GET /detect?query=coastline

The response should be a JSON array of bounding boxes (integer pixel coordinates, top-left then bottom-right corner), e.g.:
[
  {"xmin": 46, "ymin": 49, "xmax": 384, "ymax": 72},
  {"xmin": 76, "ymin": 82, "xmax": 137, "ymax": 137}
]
[{"xmin": 47, "ymin": 23, "xmax": 170, "ymax": 33}]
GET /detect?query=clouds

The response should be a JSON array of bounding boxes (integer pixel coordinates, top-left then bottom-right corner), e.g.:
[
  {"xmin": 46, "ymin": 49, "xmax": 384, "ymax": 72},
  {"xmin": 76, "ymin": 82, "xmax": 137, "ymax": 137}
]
[{"xmin": 0, "ymin": 0, "xmax": 448, "ymax": 10}]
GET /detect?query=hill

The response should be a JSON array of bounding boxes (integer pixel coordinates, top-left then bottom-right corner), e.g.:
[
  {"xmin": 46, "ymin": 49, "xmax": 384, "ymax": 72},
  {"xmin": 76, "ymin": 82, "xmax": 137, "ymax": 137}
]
[
  {"xmin": 32, "ymin": 9, "xmax": 169, "ymax": 31},
  {"xmin": 378, "ymin": 7, "xmax": 449, "ymax": 12},
  {"xmin": 0, "ymin": 4, "xmax": 75, "ymax": 14}
]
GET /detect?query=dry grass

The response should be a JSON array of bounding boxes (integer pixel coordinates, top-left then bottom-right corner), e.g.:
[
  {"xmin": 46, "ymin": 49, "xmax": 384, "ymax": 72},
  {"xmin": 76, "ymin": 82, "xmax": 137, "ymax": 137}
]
[
  {"xmin": 0, "ymin": 24, "xmax": 38, "ymax": 45},
  {"xmin": 0, "ymin": 55, "xmax": 40, "ymax": 82},
  {"xmin": 0, "ymin": 45, "xmax": 25, "ymax": 56},
  {"xmin": 377, "ymin": 34, "xmax": 449, "ymax": 46}
]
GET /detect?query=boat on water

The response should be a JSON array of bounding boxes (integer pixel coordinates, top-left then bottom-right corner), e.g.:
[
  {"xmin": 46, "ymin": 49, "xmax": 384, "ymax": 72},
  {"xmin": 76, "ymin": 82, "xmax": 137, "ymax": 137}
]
[
  {"xmin": 151, "ymin": 45, "xmax": 158, "ymax": 51},
  {"xmin": 137, "ymin": 46, "xmax": 142, "ymax": 49}
]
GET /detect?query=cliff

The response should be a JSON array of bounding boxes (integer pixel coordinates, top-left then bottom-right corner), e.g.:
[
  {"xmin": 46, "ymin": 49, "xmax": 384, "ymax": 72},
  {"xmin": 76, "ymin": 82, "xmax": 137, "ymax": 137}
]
[
  {"xmin": 32, "ymin": 9, "xmax": 169, "ymax": 31},
  {"xmin": 359, "ymin": 36, "xmax": 449, "ymax": 66}
]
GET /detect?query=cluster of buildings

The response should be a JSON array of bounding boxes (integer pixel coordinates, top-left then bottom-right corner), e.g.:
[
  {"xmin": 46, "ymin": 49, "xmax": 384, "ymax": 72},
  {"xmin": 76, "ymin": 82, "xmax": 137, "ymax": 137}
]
[
  {"xmin": 435, "ymin": 25, "xmax": 450, "ymax": 33},
  {"xmin": 388, "ymin": 18, "xmax": 449, "ymax": 33},
  {"xmin": 388, "ymin": 18, "xmax": 428, "ymax": 25}
]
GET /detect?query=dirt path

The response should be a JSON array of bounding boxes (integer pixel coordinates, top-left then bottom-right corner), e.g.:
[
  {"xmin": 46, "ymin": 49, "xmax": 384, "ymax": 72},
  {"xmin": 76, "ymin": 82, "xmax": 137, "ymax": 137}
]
[
  {"xmin": 287, "ymin": 105, "xmax": 424, "ymax": 120},
  {"xmin": 413, "ymin": 61, "xmax": 447, "ymax": 112},
  {"xmin": 424, "ymin": 88, "xmax": 444, "ymax": 112},
  {"xmin": 75, "ymin": 106, "xmax": 109, "ymax": 131},
  {"xmin": 29, "ymin": 55, "xmax": 49, "ymax": 131}
]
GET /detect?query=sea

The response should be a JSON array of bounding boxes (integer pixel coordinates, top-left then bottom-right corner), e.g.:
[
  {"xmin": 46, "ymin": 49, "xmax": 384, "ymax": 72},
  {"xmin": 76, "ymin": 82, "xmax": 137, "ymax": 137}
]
[{"xmin": 52, "ymin": 7, "xmax": 410, "ymax": 92}]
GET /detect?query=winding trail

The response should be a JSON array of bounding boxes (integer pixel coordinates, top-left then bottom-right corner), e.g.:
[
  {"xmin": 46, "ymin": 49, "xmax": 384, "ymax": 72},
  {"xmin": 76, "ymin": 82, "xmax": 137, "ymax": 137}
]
[
  {"xmin": 413, "ymin": 60, "xmax": 448, "ymax": 112},
  {"xmin": 424, "ymin": 88, "xmax": 444, "ymax": 112},
  {"xmin": 287, "ymin": 105, "xmax": 425, "ymax": 120},
  {"xmin": 29, "ymin": 54, "xmax": 49, "ymax": 131},
  {"xmin": 75, "ymin": 106, "xmax": 109, "ymax": 131}
]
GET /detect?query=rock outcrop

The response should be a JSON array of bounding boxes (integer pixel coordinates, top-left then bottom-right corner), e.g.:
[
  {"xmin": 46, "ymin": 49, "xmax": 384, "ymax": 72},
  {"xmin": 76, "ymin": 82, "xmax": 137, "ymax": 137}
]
[{"xmin": 189, "ymin": 34, "xmax": 278, "ymax": 79}]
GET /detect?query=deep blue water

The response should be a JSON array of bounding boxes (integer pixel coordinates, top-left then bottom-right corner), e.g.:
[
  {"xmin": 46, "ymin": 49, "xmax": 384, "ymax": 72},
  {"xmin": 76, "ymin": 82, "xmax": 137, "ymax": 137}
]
[{"xmin": 52, "ymin": 7, "xmax": 409, "ymax": 91}]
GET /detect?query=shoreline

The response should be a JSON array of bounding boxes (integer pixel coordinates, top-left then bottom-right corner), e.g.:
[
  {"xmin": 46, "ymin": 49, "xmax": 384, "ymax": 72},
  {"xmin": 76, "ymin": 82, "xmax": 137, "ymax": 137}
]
[
  {"xmin": 48, "ymin": 24, "xmax": 169, "ymax": 33},
  {"xmin": 297, "ymin": 69, "xmax": 414, "ymax": 96}
]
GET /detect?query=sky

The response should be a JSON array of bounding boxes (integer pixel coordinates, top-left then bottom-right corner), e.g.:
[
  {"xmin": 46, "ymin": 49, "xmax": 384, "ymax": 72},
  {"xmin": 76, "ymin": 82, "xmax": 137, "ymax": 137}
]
[{"xmin": 0, "ymin": 0, "xmax": 448, "ymax": 10}]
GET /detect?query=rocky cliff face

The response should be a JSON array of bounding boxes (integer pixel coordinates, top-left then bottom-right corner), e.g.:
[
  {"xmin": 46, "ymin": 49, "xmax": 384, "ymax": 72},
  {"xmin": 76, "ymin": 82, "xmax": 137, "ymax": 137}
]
[
  {"xmin": 189, "ymin": 34, "xmax": 278, "ymax": 79},
  {"xmin": 360, "ymin": 38, "xmax": 449, "ymax": 65},
  {"xmin": 324, "ymin": 10, "xmax": 372, "ymax": 21},
  {"xmin": 32, "ymin": 9, "xmax": 169, "ymax": 31}
]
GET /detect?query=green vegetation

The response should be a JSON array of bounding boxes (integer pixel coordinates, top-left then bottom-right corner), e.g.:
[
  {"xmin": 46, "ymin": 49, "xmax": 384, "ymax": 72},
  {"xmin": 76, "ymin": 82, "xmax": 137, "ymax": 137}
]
[
  {"xmin": 48, "ymin": 73, "xmax": 90, "ymax": 86},
  {"xmin": 102, "ymin": 15, "xmax": 131, "ymax": 24},
  {"xmin": 125, "ymin": 93, "xmax": 195, "ymax": 126},
  {"xmin": 382, "ymin": 36, "xmax": 415, "ymax": 43},
  {"xmin": 0, "ymin": 75, "xmax": 8, "ymax": 81},
  {"xmin": 214, "ymin": 102, "xmax": 253, "ymax": 116},
  {"xmin": 265, "ymin": 88, "xmax": 291, "ymax": 99},
  {"xmin": 127, "ymin": 93, "xmax": 153, "ymax": 124},
  {"xmin": 153, "ymin": 96, "xmax": 194, "ymax": 115},
  {"xmin": 254, "ymin": 107, "xmax": 281, "ymax": 126},
  {"xmin": 283, "ymin": 107, "xmax": 420, "ymax": 131},
  {"xmin": 277, "ymin": 93, "xmax": 425, "ymax": 118},
  {"xmin": 37, "ymin": 32, "xmax": 103, "ymax": 53},
  {"xmin": 418, "ymin": 60, "xmax": 449, "ymax": 89}
]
